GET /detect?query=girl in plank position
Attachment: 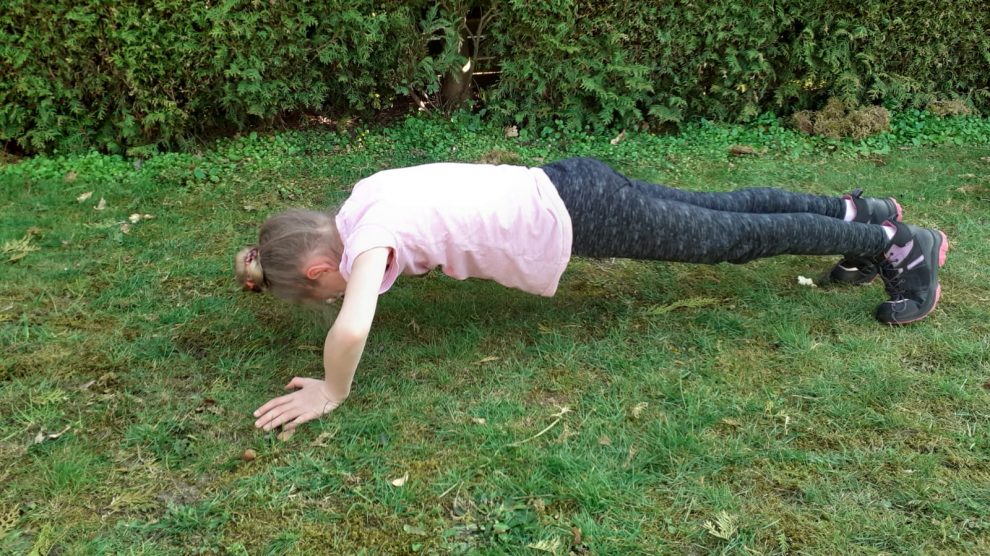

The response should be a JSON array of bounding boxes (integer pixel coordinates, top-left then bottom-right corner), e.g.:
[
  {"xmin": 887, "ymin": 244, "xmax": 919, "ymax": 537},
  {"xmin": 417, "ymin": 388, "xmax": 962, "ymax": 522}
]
[{"xmin": 235, "ymin": 158, "xmax": 947, "ymax": 432}]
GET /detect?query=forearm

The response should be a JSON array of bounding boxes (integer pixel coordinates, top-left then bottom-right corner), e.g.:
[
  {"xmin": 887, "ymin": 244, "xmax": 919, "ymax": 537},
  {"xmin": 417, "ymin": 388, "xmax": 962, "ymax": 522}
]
[{"xmin": 322, "ymin": 325, "xmax": 368, "ymax": 402}]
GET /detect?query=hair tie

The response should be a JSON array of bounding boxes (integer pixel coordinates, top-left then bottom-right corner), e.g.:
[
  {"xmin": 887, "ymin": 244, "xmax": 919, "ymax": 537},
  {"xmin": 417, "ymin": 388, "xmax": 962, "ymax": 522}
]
[{"xmin": 235, "ymin": 246, "xmax": 266, "ymax": 292}]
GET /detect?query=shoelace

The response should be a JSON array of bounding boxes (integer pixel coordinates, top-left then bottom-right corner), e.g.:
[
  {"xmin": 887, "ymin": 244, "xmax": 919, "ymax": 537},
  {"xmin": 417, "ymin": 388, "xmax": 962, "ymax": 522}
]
[{"xmin": 879, "ymin": 263, "xmax": 907, "ymax": 301}]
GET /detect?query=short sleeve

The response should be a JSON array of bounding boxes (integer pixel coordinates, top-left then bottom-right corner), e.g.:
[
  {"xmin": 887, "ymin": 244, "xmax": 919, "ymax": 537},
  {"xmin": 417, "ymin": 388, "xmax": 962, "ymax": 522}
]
[{"xmin": 339, "ymin": 224, "xmax": 401, "ymax": 294}]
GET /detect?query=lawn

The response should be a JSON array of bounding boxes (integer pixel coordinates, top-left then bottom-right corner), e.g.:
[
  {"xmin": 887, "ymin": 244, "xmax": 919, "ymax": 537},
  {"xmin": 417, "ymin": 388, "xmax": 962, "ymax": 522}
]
[{"xmin": 2, "ymin": 115, "xmax": 989, "ymax": 555}]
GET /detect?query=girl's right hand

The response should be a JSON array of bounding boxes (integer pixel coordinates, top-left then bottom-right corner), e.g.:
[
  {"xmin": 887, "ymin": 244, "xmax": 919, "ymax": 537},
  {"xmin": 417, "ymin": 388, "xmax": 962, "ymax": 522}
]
[{"xmin": 253, "ymin": 376, "xmax": 341, "ymax": 432}]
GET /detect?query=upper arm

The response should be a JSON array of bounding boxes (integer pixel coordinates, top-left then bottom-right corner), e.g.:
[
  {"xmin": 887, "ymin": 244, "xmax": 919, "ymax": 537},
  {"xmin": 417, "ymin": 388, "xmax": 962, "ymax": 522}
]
[{"xmin": 333, "ymin": 247, "xmax": 390, "ymax": 339}]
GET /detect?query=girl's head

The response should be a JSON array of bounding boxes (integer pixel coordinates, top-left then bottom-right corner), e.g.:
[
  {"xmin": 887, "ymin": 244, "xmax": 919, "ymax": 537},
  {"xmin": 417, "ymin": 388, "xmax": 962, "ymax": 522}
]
[{"xmin": 234, "ymin": 208, "xmax": 344, "ymax": 302}]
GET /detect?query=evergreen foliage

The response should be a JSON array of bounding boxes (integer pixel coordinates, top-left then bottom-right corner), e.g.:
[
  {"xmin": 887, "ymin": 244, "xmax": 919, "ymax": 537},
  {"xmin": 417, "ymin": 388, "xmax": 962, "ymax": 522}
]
[{"xmin": 2, "ymin": 1, "xmax": 988, "ymax": 153}]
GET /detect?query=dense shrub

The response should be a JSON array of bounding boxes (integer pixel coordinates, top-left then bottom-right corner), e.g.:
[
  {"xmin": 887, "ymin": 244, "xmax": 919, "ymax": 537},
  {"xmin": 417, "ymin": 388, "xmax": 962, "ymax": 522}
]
[
  {"xmin": 2, "ymin": 1, "xmax": 988, "ymax": 154},
  {"xmin": 489, "ymin": 1, "xmax": 990, "ymax": 130},
  {"xmin": 0, "ymin": 1, "xmax": 459, "ymax": 153}
]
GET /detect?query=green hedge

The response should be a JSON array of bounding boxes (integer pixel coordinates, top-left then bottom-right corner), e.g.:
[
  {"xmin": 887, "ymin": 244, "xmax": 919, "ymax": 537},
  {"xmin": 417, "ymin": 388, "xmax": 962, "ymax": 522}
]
[{"xmin": 3, "ymin": 1, "xmax": 989, "ymax": 154}]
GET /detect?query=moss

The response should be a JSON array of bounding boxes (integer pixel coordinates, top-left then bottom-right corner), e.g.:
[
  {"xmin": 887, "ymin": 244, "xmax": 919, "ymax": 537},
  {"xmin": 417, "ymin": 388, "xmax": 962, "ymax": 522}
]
[
  {"xmin": 926, "ymin": 99, "xmax": 973, "ymax": 117},
  {"xmin": 791, "ymin": 98, "xmax": 890, "ymax": 139}
]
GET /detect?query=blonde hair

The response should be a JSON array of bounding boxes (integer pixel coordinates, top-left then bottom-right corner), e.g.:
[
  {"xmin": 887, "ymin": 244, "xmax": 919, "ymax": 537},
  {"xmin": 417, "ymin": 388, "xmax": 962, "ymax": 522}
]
[{"xmin": 234, "ymin": 208, "xmax": 343, "ymax": 302}]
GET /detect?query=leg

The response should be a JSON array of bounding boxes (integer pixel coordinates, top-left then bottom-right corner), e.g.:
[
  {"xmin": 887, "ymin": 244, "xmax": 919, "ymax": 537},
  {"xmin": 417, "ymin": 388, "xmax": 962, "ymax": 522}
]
[
  {"xmin": 542, "ymin": 157, "xmax": 846, "ymax": 217},
  {"xmin": 544, "ymin": 158, "xmax": 948, "ymax": 324},
  {"xmin": 542, "ymin": 158, "xmax": 887, "ymax": 262}
]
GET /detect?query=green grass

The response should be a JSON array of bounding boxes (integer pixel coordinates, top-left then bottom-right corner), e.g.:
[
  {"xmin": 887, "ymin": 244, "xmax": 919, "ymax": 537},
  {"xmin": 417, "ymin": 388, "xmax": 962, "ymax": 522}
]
[{"xmin": 2, "ymin": 113, "xmax": 990, "ymax": 555}]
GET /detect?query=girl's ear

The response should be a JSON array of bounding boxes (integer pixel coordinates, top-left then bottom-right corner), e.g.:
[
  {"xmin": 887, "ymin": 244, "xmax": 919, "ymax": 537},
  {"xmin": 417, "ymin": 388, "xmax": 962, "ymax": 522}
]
[{"xmin": 304, "ymin": 262, "xmax": 336, "ymax": 280}]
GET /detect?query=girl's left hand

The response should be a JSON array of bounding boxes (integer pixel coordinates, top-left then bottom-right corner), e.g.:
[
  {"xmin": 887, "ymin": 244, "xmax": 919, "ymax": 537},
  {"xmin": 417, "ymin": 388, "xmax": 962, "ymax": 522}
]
[{"xmin": 253, "ymin": 377, "xmax": 341, "ymax": 432}]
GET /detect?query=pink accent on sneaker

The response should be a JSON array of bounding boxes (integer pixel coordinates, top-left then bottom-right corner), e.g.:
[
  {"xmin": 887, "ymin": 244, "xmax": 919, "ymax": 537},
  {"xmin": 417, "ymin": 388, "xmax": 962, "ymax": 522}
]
[
  {"xmin": 881, "ymin": 220, "xmax": 897, "ymax": 241},
  {"xmin": 891, "ymin": 198, "xmax": 904, "ymax": 222},
  {"xmin": 843, "ymin": 198, "xmax": 857, "ymax": 222},
  {"xmin": 938, "ymin": 231, "xmax": 949, "ymax": 266}
]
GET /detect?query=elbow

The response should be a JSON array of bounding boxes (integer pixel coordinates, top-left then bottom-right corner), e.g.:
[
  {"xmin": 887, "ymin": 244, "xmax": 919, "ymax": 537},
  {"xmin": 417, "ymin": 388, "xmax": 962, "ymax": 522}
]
[{"xmin": 331, "ymin": 324, "xmax": 371, "ymax": 346}]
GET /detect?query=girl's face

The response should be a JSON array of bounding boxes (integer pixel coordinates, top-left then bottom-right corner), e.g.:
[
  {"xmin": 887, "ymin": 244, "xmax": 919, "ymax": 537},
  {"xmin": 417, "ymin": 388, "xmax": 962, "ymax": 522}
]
[{"xmin": 310, "ymin": 268, "xmax": 347, "ymax": 302}]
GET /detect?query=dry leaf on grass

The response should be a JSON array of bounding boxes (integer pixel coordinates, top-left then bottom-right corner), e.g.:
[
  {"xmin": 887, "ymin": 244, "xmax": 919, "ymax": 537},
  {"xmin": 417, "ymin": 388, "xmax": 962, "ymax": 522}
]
[
  {"xmin": 504, "ymin": 125, "xmax": 519, "ymax": 138},
  {"xmin": 2, "ymin": 234, "xmax": 39, "ymax": 262},
  {"xmin": 631, "ymin": 402, "xmax": 649, "ymax": 418},
  {"xmin": 95, "ymin": 197, "xmax": 107, "ymax": 210},
  {"xmin": 471, "ymin": 417, "xmax": 487, "ymax": 425},
  {"xmin": 276, "ymin": 428, "xmax": 295, "ymax": 442},
  {"xmin": 76, "ymin": 191, "xmax": 92, "ymax": 202},
  {"xmin": 527, "ymin": 538, "xmax": 563, "ymax": 553},
  {"xmin": 309, "ymin": 431, "xmax": 336, "ymax": 447},
  {"xmin": 703, "ymin": 511, "xmax": 738, "ymax": 540},
  {"xmin": 33, "ymin": 425, "xmax": 71, "ymax": 445},
  {"xmin": 729, "ymin": 145, "xmax": 758, "ymax": 156},
  {"xmin": 390, "ymin": 472, "xmax": 409, "ymax": 487},
  {"xmin": 610, "ymin": 130, "xmax": 626, "ymax": 145}
]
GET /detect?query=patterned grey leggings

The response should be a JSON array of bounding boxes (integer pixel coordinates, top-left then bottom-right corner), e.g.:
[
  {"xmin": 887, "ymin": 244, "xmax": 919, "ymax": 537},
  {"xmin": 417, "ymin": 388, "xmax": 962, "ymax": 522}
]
[{"xmin": 541, "ymin": 157, "xmax": 888, "ymax": 263}]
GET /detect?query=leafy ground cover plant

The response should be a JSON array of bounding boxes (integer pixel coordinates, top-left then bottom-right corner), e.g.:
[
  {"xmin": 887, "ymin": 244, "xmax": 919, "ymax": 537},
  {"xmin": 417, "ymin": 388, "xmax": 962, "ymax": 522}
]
[{"xmin": 1, "ymin": 113, "xmax": 989, "ymax": 554}]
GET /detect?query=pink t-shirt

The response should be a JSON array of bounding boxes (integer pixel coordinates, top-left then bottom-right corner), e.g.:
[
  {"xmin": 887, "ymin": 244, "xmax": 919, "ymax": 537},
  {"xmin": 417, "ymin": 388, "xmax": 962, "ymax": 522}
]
[{"xmin": 335, "ymin": 163, "xmax": 573, "ymax": 297}]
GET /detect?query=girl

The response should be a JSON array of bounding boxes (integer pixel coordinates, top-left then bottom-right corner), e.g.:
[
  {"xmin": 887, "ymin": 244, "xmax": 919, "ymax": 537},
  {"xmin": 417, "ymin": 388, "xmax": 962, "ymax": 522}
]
[{"xmin": 235, "ymin": 158, "xmax": 948, "ymax": 433}]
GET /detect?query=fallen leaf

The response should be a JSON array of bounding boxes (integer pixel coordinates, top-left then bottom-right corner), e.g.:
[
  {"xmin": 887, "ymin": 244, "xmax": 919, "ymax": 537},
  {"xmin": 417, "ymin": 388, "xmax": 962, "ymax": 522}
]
[
  {"xmin": 471, "ymin": 417, "xmax": 487, "ymax": 425},
  {"xmin": 32, "ymin": 425, "xmax": 71, "ymax": 445},
  {"xmin": 631, "ymin": 402, "xmax": 649, "ymax": 418},
  {"xmin": 610, "ymin": 130, "xmax": 626, "ymax": 145},
  {"xmin": 76, "ymin": 191, "xmax": 92, "ymax": 203},
  {"xmin": 120, "ymin": 223, "xmax": 131, "ymax": 234},
  {"xmin": 65, "ymin": 172, "xmax": 78, "ymax": 183},
  {"xmin": 309, "ymin": 431, "xmax": 336, "ymax": 447},
  {"xmin": 598, "ymin": 435, "xmax": 612, "ymax": 446},
  {"xmin": 504, "ymin": 125, "xmax": 519, "ymax": 138},
  {"xmin": 276, "ymin": 429, "xmax": 295, "ymax": 442},
  {"xmin": 646, "ymin": 297, "xmax": 719, "ymax": 316},
  {"xmin": 95, "ymin": 197, "xmax": 107, "ymax": 211},
  {"xmin": 403, "ymin": 524, "xmax": 428, "ymax": 536},
  {"xmin": 390, "ymin": 472, "xmax": 409, "ymax": 487},
  {"xmin": 703, "ymin": 511, "xmax": 739, "ymax": 540},
  {"xmin": 572, "ymin": 527, "xmax": 583, "ymax": 544},
  {"xmin": 729, "ymin": 145, "xmax": 757, "ymax": 156},
  {"xmin": 241, "ymin": 449, "xmax": 257, "ymax": 462},
  {"xmin": 622, "ymin": 445, "xmax": 638, "ymax": 468},
  {"xmin": 527, "ymin": 538, "xmax": 563, "ymax": 553},
  {"xmin": 128, "ymin": 214, "xmax": 142, "ymax": 223},
  {"xmin": 3, "ymin": 235, "xmax": 39, "ymax": 262}
]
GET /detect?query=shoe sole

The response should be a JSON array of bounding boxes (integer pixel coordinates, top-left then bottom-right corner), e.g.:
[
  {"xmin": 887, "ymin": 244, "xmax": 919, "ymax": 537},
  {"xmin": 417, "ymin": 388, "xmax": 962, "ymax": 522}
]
[
  {"xmin": 832, "ymin": 197, "xmax": 904, "ymax": 286},
  {"xmin": 883, "ymin": 229, "xmax": 948, "ymax": 325}
]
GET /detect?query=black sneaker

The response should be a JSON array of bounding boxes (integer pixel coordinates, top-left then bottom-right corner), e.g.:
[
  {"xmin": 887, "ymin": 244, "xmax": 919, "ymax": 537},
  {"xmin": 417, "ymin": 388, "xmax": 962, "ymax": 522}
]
[
  {"xmin": 826, "ymin": 189, "xmax": 904, "ymax": 285},
  {"xmin": 875, "ymin": 222, "xmax": 949, "ymax": 325}
]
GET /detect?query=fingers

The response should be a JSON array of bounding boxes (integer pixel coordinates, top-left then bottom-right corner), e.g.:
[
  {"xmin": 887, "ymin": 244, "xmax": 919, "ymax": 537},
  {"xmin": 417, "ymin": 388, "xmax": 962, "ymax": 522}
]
[
  {"xmin": 284, "ymin": 376, "xmax": 310, "ymax": 390},
  {"xmin": 283, "ymin": 412, "xmax": 317, "ymax": 432},
  {"xmin": 253, "ymin": 392, "xmax": 295, "ymax": 419},
  {"xmin": 256, "ymin": 405, "xmax": 297, "ymax": 431}
]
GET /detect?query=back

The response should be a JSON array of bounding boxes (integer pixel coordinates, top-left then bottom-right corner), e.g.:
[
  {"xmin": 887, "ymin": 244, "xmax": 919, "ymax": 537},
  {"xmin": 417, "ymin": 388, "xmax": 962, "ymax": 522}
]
[{"xmin": 335, "ymin": 163, "xmax": 573, "ymax": 296}]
